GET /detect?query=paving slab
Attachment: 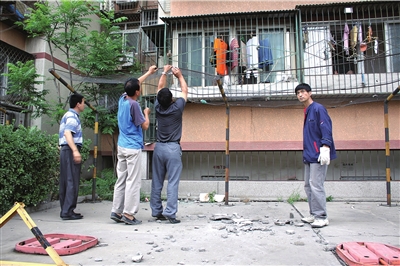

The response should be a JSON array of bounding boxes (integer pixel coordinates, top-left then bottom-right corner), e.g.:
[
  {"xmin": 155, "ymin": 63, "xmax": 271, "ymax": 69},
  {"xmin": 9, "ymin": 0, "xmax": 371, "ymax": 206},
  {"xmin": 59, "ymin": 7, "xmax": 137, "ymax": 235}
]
[{"xmin": 1, "ymin": 200, "xmax": 399, "ymax": 265}]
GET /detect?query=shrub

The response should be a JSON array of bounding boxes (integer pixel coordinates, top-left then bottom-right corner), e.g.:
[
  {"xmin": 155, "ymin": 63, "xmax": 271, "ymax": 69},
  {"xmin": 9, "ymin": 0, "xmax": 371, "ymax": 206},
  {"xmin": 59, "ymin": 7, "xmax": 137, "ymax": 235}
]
[{"xmin": 0, "ymin": 125, "xmax": 60, "ymax": 215}]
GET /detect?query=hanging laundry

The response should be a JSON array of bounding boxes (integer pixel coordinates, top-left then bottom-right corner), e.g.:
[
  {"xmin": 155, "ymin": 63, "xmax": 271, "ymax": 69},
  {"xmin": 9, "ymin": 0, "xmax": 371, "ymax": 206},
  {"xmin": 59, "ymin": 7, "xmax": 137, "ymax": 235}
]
[
  {"xmin": 343, "ymin": 23, "xmax": 349, "ymax": 55},
  {"xmin": 246, "ymin": 34, "xmax": 259, "ymax": 70},
  {"xmin": 358, "ymin": 24, "xmax": 363, "ymax": 44},
  {"xmin": 229, "ymin": 38, "xmax": 239, "ymax": 70},
  {"xmin": 258, "ymin": 37, "xmax": 273, "ymax": 68},
  {"xmin": 214, "ymin": 38, "xmax": 228, "ymax": 76},
  {"xmin": 374, "ymin": 39, "xmax": 378, "ymax": 54},
  {"xmin": 240, "ymin": 40, "xmax": 247, "ymax": 67},
  {"xmin": 350, "ymin": 25, "xmax": 357, "ymax": 50},
  {"xmin": 367, "ymin": 26, "xmax": 373, "ymax": 43}
]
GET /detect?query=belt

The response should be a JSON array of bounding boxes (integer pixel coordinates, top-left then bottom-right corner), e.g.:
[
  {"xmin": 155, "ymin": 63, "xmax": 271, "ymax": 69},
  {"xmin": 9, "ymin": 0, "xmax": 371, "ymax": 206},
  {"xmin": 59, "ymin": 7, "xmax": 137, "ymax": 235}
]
[
  {"xmin": 157, "ymin": 140, "xmax": 180, "ymax": 144},
  {"xmin": 60, "ymin": 144, "xmax": 82, "ymax": 148}
]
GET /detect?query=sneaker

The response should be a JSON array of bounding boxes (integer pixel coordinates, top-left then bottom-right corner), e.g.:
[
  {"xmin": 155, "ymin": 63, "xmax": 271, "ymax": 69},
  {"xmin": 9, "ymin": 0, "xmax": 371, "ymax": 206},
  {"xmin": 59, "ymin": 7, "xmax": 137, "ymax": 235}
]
[
  {"xmin": 122, "ymin": 215, "xmax": 142, "ymax": 225},
  {"xmin": 110, "ymin": 212, "xmax": 123, "ymax": 223},
  {"xmin": 311, "ymin": 218, "xmax": 329, "ymax": 228},
  {"xmin": 301, "ymin": 215, "xmax": 315, "ymax": 223}
]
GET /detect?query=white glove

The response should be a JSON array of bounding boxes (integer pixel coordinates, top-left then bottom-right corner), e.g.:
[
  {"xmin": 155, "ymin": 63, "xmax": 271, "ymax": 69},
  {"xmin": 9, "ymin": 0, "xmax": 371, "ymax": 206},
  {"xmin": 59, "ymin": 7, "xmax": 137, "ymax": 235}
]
[{"xmin": 318, "ymin": 146, "xmax": 330, "ymax": 165}]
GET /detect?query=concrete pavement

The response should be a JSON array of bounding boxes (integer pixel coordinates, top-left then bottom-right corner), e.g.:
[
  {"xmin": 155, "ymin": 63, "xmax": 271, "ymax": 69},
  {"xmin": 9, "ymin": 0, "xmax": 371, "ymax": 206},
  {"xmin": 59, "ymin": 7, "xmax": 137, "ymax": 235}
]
[{"xmin": 1, "ymin": 200, "xmax": 399, "ymax": 265}]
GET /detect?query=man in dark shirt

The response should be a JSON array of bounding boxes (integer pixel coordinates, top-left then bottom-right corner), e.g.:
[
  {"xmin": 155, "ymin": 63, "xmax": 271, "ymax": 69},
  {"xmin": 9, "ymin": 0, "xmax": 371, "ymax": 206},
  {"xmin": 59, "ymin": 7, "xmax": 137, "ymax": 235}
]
[
  {"xmin": 295, "ymin": 83, "xmax": 337, "ymax": 228},
  {"xmin": 150, "ymin": 65, "xmax": 188, "ymax": 224}
]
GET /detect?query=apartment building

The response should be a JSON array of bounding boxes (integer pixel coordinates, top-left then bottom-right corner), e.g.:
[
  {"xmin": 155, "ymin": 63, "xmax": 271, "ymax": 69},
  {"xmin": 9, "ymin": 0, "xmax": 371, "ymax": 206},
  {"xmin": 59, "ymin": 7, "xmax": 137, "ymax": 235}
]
[{"xmin": 1, "ymin": 0, "xmax": 399, "ymax": 201}]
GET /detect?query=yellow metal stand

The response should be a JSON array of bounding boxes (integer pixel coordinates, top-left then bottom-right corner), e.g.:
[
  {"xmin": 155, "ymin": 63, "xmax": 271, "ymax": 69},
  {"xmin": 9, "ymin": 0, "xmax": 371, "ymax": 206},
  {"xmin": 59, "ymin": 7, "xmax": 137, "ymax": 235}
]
[{"xmin": 0, "ymin": 202, "xmax": 68, "ymax": 266}]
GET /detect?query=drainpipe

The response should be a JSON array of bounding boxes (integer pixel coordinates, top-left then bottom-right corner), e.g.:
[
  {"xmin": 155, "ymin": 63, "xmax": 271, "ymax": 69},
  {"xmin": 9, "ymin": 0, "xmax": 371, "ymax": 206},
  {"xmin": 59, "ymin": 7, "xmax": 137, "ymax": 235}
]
[
  {"xmin": 216, "ymin": 78, "xmax": 230, "ymax": 205},
  {"xmin": 48, "ymin": 68, "xmax": 99, "ymax": 203},
  {"xmin": 383, "ymin": 86, "xmax": 399, "ymax": 206}
]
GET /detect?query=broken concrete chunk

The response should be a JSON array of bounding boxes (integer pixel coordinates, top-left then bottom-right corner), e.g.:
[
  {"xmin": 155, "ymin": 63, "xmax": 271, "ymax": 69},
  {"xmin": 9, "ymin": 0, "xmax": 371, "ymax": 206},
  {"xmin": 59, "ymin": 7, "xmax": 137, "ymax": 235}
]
[
  {"xmin": 132, "ymin": 253, "xmax": 143, "ymax": 263},
  {"xmin": 209, "ymin": 214, "xmax": 233, "ymax": 220}
]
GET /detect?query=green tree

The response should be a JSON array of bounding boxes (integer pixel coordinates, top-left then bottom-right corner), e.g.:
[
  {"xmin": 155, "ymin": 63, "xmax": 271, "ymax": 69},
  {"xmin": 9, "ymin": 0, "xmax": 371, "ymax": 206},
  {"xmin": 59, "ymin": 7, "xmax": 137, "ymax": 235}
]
[
  {"xmin": 17, "ymin": 0, "xmax": 142, "ymax": 171},
  {"xmin": 2, "ymin": 60, "xmax": 50, "ymax": 118}
]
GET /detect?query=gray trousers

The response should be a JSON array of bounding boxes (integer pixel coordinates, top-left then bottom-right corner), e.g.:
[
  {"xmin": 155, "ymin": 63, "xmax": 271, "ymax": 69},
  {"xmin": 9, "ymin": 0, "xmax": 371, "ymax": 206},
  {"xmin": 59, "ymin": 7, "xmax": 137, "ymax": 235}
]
[
  {"xmin": 150, "ymin": 142, "xmax": 182, "ymax": 218},
  {"xmin": 59, "ymin": 146, "xmax": 81, "ymax": 217},
  {"xmin": 112, "ymin": 146, "xmax": 142, "ymax": 216},
  {"xmin": 304, "ymin": 163, "xmax": 328, "ymax": 219}
]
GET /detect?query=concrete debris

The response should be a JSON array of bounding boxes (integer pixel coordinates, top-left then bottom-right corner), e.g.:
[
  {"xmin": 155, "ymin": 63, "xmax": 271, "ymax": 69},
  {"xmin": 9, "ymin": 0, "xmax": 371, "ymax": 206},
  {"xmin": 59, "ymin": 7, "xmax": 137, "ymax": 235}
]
[
  {"xmin": 221, "ymin": 219, "xmax": 234, "ymax": 224},
  {"xmin": 212, "ymin": 224, "xmax": 226, "ymax": 230},
  {"xmin": 294, "ymin": 222, "xmax": 305, "ymax": 227},
  {"xmin": 96, "ymin": 243, "xmax": 108, "ymax": 247},
  {"xmin": 177, "ymin": 262, "xmax": 185, "ymax": 265},
  {"xmin": 199, "ymin": 193, "xmax": 209, "ymax": 202},
  {"xmin": 154, "ymin": 248, "xmax": 164, "ymax": 252},
  {"xmin": 94, "ymin": 258, "xmax": 103, "ymax": 262},
  {"xmin": 181, "ymin": 247, "xmax": 193, "ymax": 251},
  {"xmin": 232, "ymin": 218, "xmax": 252, "ymax": 225},
  {"xmin": 221, "ymin": 234, "xmax": 228, "ymax": 238},
  {"xmin": 132, "ymin": 253, "xmax": 143, "ymax": 263},
  {"xmin": 146, "ymin": 241, "xmax": 154, "ymax": 245},
  {"xmin": 197, "ymin": 214, "xmax": 206, "ymax": 218},
  {"xmin": 198, "ymin": 248, "xmax": 206, "ymax": 252},
  {"xmin": 209, "ymin": 214, "xmax": 233, "ymax": 220},
  {"xmin": 286, "ymin": 230, "xmax": 295, "ymax": 235},
  {"xmin": 293, "ymin": 241, "xmax": 305, "ymax": 246},
  {"xmin": 274, "ymin": 219, "xmax": 288, "ymax": 226},
  {"xmin": 214, "ymin": 194, "xmax": 225, "ymax": 202}
]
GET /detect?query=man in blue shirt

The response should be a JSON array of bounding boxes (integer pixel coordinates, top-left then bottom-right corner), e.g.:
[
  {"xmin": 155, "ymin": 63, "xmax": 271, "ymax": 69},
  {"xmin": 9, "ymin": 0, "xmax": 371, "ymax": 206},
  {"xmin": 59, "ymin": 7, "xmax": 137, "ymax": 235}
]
[
  {"xmin": 295, "ymin": 83, "xmax": 337, "ymax": 228},
  {"xmin": 110, "ymin": 65, "xmax": 157, "ymax": 225},
  {"xmin": 59, "ymin": 93, "xmax": 85, "ymax": 220}
]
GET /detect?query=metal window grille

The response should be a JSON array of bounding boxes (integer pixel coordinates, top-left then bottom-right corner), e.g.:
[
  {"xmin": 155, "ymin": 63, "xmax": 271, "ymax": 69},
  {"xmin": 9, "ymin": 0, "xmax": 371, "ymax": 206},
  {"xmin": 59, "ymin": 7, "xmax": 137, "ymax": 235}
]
[{"xmin": 142, "ymin": 2, "xmax": 400, "ymax": 108}]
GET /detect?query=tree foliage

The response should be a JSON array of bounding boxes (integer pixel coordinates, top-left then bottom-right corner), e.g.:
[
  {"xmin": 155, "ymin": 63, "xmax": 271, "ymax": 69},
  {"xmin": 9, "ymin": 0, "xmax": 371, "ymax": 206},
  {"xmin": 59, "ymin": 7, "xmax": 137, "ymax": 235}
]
[
  {"xmin": 15, "ymin": 0, "xmax": 144, "ymax": 170},
  {"xmin": 2, "ymin": 60, "xmax": 50, "ymax": 118}
]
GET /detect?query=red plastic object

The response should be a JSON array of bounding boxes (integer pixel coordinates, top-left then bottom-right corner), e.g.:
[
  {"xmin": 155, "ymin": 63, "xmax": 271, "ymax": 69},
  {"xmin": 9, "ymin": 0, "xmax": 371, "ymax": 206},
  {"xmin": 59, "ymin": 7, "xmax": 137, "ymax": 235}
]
[
  {"xmin": 15, "ymin": 233, "xmax": 98, "ymax": 256},
  {"xmin": 336, "ymin": 242, "xmax": 400, "ymax": 266}
]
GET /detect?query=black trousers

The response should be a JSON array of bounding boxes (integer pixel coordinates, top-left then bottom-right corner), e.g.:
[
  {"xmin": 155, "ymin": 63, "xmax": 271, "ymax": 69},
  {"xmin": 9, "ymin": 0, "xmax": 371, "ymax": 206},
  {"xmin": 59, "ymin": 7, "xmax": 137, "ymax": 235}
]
[{"xmin": 59, "ymin": 145, "xmax": 81, "ymax": 217}]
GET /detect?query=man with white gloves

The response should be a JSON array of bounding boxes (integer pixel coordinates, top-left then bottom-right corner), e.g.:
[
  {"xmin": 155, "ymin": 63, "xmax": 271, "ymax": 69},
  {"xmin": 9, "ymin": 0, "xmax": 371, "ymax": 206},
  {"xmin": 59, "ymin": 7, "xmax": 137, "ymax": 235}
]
[{"xmin": 295, "ymin": 83, "xmax": 337, "ymax": 228}]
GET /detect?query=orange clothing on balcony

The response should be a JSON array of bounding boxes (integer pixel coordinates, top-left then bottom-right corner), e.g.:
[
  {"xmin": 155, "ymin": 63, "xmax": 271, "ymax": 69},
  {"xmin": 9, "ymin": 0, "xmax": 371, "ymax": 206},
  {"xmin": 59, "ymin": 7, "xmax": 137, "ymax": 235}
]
[{"xmin": 214, "ymin": 38, "xmax": 228, "ymax": 76}]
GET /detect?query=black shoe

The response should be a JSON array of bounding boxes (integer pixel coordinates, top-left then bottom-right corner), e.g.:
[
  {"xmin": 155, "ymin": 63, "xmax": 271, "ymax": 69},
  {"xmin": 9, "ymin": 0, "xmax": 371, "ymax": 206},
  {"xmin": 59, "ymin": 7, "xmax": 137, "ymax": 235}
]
[
  {"xmin": 166, "ymin": 217, "xmax": 181, "ymax": 224},
  {"xmin": 153, "ymin": 214, "xmax": 167, "ymax": 221},
  {"xmin": 73, "ymin": 211, "xmax": 82, "ymax": 216},
  {"xmin": 110, "ymin": 212, "xmax": 123, "ymax": 223},
  {"xmin": 122, "ymin": 215, "xmax": 142, "ymax": 225},
  {"xmin": 61, "ymin": 213, "xmax": 83, "ymax": 220}
]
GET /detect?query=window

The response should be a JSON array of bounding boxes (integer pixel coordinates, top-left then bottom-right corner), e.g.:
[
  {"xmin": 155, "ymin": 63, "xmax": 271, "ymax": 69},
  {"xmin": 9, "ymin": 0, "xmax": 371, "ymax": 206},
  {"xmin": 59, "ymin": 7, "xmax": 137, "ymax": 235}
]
[
  {"xmin": 118, "ymin": 30, "xmax": 140, "ymax": 66},
  {"xmin": 386, "ymin": 22, "xmax": 400, "ymax": 72},
  {"xmin": 303, "ymin": 26, "xmax": 333, "ymax": 75},
  {"xmin": 178, "ymin": 32, "xmax": 213, "ymax": 87}
]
